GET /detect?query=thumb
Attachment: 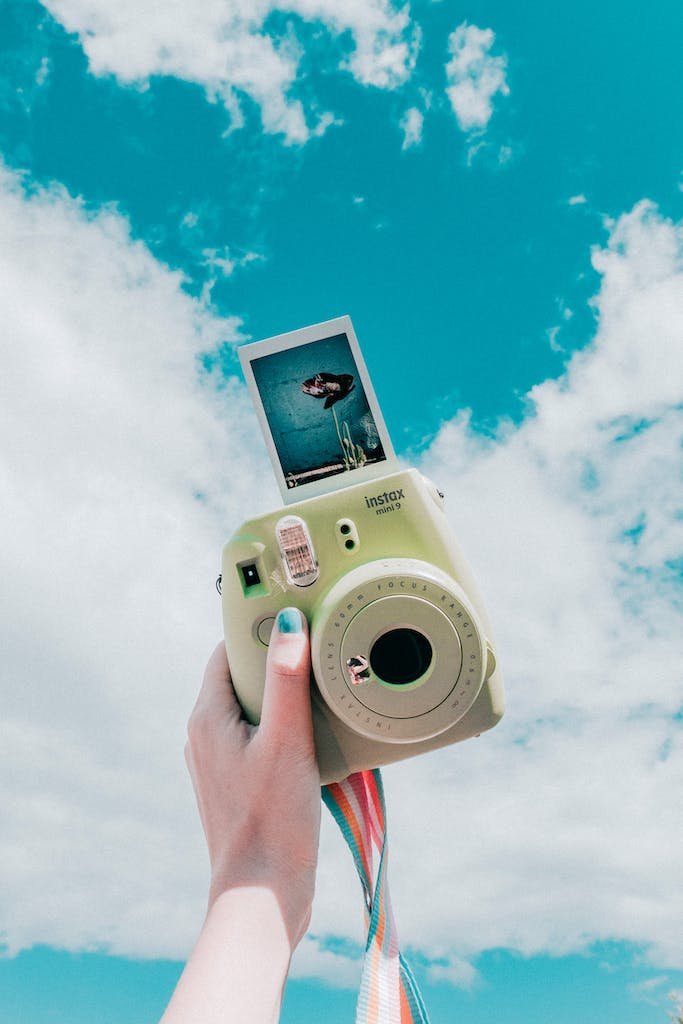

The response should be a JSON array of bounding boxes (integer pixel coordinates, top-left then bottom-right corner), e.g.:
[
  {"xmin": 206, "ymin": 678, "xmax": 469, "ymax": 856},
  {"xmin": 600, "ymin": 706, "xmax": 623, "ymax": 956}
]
[{"xmin": 259, "ymin": 607, "xmax": 314, "ymax": 752}]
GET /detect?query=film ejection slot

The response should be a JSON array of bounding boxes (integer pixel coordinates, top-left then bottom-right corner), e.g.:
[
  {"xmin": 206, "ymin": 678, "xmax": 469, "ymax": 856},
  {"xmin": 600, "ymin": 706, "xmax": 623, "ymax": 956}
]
[{"xmin": 276, "ymin": 515, "xmax": 319, "ymax": 587}]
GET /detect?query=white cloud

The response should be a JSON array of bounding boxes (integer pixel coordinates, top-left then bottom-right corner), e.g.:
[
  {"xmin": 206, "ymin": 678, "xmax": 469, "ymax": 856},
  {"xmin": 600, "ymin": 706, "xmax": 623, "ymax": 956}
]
[
  {"xmin": 399, "ymin": 105, "xmax": 423, "ymax": 149},
  {"xmin": 547, "ymin": 303, "xmax": 574, "ymax": 351},
  {"xmin": 201, "ymin": 246, "xmax": 264, "ymax": 279},
  {"xmin": 311, "ymin": 109, "xmax": 345, "ymax": 137},
  {"xmin": 427, "ymin": 955, "xmax": 478, "ymax": 989},
  {"xmin": 568, "ymin": 193, "xmax": 588, "ymax": 205},
  {"xmin": 380, "ymin": 198, "xmax": 683, "ymax": 971},
  {"xmin": 35, "ymin": 56, "xmax": 51, "ymax": 86},
  {"xmin": 290, "ymin": 935, "xmax": 362, "ymax": 987},
  {"xmin": 40, "ymin": 0, "xmax": 419, "ymax": 144},
  {"xmin": 202, "ymin": 248, "xmax": 237, "ymax": 278},
  {"xmin": 628, "ymin": 975, "xmax": 671, "ymax": 1002},
  {"xmin": 0, "ymin": 162, "xmax": 276, "ymax": 957},
  {"xmin": 309, "ymin": 201, "xmax": 683, "ymax": 980},
  {"xmin": 446, "ymin": 22, "xmax": 509, "ymax": 133},
  {"xmin": 547, "ymin": 324, "xmax": 562, "ymax": 351},
  {"xmin": 0, "ymin": 163, "xmax": 682, "ymax": 989}
]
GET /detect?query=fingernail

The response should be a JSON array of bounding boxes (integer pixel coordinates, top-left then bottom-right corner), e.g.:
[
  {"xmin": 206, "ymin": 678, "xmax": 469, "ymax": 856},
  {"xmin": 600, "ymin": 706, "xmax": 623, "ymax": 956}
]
[{"xmin": 276, "ymin": 607, "xmax": 305, "ymax": 634}]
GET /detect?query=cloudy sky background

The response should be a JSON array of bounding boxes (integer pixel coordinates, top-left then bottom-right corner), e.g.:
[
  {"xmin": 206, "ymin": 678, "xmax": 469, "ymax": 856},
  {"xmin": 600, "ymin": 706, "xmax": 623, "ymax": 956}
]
[{"xmin": 0, "ymin": 1, "xmax": 681, "ymax": 1021}]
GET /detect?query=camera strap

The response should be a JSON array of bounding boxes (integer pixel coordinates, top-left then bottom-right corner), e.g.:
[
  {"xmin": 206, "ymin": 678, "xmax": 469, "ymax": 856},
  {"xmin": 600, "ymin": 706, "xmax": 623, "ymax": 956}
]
[{"xmin": 323, "ymin": 769, "xmax": 431, "ymax": 1023}]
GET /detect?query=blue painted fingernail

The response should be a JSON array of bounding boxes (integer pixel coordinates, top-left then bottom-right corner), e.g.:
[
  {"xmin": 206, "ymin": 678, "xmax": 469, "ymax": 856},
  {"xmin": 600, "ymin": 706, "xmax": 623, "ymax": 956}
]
[{"xmin": 276, "ymin": 607, "xmax": 305, "ymax": 634}]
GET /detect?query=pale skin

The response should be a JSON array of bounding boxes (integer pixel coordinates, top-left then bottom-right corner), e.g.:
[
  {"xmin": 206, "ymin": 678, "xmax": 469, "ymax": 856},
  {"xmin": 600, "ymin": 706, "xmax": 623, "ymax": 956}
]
[{"xmin": 161, "ymin": 610, "xmax": 321, "ymax": 1024}]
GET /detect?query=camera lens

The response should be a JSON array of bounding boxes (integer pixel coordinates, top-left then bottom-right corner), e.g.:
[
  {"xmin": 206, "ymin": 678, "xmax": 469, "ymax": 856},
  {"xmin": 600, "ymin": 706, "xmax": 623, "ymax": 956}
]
[{"xmin": 370, "ymin": 628, "xmax": 433, "ymax": 685}]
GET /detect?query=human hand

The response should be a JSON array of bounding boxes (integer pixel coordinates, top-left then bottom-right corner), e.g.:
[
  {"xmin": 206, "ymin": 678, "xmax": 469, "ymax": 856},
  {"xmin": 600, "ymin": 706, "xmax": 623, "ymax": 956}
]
[{"xmin": 185, "ymin": 608, "xmax": 321, "ymax": 950}]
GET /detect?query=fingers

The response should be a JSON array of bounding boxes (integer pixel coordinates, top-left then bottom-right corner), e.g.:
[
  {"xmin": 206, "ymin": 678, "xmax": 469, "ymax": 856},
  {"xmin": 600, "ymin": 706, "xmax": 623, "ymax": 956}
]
[
  {"xmin": 259, "ymin": 608, "xmax": 314, "ymax": 751},
  {"xmin": 189, "ymin": 642, "xmax": 243, "ymax": 725},
  {"xmin": 189, "ymin": 621, "xmax": 315, "ymax": 760}
]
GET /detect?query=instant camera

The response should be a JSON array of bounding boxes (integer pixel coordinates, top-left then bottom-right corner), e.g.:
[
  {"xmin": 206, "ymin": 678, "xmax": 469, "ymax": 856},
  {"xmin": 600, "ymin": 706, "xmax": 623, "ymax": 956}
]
[{"xmin": 221, "ymin": 316, "xmax": 504, "ymax": 784}]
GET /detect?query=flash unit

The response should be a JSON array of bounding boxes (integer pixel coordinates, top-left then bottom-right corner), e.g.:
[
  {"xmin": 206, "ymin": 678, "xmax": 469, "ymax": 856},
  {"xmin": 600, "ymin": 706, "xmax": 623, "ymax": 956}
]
[{"xmin": 276, "ymin": 515, "xmax": 319, "ymax": 587}]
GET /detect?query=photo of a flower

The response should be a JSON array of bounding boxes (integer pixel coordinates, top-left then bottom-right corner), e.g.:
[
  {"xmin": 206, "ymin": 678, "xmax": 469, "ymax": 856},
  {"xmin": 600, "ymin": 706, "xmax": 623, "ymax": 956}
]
[
  {"xmin": 249, "ymin": 332, "xmax": 386, "ymax": 488},
  {"xmin": 301, "ymin": 371, "xmax": 355, "ymax": 408},
  {"xmin": 301, "ymin": 371, "xmax": 367, "ymax": 471}
]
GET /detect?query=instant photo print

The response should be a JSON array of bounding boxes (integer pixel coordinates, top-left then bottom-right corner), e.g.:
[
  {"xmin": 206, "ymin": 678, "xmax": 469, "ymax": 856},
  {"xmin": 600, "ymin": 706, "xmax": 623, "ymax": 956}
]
[
  {"xmin": 239, "ymin": 316, "xmax": 397, "ymax": 504},
  {"xmin": 224, "ymin": 315, "xmax": 505, "ymax": 784}
]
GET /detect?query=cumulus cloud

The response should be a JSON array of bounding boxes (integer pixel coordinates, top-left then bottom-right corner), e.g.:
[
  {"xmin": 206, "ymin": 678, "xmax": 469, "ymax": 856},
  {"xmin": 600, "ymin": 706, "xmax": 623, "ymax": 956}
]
[
  {"xmin": 0, "ymin": 163, "xmax": 681, "ymax": 988},
  {"xmin": 427, "ymin": 955, "xmax": 478, "ymax": 989},
  {"xmin": 381, "ymin": 198, "xmax": 683, "ymax": 971},
  {"xmin": 399, "ymin": 105, "xmax": 423, "ymax": 149},
  {"xmin": 39, "ymin": 0, "xmax": 419, "ymax": 144},
  {"xmin": 445, "ymin": 22, "xmax": 509, "ymax": 133},
  {"xmin": 291, "ymin": 935, "xmax": 361, "ymax": 987},
  {"xmin": 311, "ymin": 201, "xmax": 683, "ymax": 978},
  {"xmin": 0, "ymin": 162, "xmax": 274, "ymax": 956}
]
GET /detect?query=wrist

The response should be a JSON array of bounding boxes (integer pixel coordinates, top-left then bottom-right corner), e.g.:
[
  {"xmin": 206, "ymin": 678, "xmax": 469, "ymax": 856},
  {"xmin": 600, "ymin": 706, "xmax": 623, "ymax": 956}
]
[
  {"xmin": 208, "ymin": 872, "xmax": 314, "ymax": 952},
  {"xmin": 208, "ymin": 887, "xmax": 292, "ymax": 972},
  {"xmin": 161, "ymin": 888, "xmax": 291, "ymax": 1024}
]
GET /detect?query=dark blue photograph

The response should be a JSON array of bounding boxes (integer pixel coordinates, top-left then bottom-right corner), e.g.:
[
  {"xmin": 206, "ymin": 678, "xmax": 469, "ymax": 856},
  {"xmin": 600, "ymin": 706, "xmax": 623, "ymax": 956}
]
[{"xmin": 250, "ymin": 333, "xmax": 386, "ymax": 488}]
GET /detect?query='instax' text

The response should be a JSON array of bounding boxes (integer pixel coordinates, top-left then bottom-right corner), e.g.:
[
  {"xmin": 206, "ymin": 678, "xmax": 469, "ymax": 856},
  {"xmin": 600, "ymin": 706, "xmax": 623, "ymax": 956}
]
[{"xmin": 364, "ymin": 488, "xmax": 404, "ymax": 515}]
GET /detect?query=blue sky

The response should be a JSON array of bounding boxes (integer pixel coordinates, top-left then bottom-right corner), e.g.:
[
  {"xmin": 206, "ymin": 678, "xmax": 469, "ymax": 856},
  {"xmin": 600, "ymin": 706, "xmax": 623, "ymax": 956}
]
[
  {"xmin": 0, "ymin": 0, "xmax": 681, "ymax": 1022},
  {"xmin": 2, "ymin": 943, "xmax": 681, "ymax": 1023}
]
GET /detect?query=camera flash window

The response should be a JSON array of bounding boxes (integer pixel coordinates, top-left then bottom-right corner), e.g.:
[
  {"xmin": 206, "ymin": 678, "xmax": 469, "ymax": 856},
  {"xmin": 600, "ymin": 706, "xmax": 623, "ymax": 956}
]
[{"xmin": 276, "ymin": 515, "xmax": 319, "ymax": 587}]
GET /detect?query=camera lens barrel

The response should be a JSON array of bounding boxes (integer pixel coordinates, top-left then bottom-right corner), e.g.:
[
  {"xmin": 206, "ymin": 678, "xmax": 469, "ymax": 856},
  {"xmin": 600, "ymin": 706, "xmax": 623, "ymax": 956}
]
[
  {"xmin": 370, "ymin": 628, "xmax": 433, "ymax": 685},
  {"xmin": 311, "ymin": 558, "xmax": 487, "ymax": 744}
]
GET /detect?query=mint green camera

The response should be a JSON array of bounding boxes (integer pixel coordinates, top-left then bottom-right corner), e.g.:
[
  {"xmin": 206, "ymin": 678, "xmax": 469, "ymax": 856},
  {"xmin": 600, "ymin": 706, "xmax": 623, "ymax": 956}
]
[{"xmin": 222, "ymin": 466, "xmax": 504, "ymax": 784}]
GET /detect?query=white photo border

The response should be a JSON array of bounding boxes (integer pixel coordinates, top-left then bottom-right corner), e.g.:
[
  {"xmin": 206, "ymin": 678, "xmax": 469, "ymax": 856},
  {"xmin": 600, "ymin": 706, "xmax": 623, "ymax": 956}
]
[{"xmin": 239, "ymin": 315, "xmax": 397, "ymax": 505}]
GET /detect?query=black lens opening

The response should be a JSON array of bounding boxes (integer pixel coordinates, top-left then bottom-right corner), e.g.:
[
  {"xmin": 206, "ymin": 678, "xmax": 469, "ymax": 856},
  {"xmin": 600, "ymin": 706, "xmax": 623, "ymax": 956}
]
[{"xmin": 369, "ymin": 628, "xmax": 433, "ymax": 685}]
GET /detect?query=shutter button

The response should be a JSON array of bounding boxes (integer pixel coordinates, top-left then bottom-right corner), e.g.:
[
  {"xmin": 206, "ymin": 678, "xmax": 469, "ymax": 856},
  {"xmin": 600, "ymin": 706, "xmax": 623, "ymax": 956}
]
[{"xmin": 256, "ymin": 616, "xmax": 276, "ymax": 646}]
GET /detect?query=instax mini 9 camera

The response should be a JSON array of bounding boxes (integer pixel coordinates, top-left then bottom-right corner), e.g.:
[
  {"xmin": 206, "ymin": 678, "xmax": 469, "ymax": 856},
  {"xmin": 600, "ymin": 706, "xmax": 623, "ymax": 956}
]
[{"xmin": 221, "ymin": 317, "xmax": 504, "ymax": 784}]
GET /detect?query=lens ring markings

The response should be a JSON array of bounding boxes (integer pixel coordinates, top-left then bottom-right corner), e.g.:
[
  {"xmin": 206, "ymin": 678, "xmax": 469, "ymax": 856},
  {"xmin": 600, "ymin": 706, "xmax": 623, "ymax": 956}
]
[{"xmin": 311, "ymin": 559, "xmax": 486, "ymax": 744}]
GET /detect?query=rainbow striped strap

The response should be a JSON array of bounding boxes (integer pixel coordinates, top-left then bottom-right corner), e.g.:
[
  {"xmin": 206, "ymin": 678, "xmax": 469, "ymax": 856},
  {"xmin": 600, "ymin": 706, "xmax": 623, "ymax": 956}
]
[{"xmin": 322, "ymin": 770, "xmax": 431, "ymax": 1024}]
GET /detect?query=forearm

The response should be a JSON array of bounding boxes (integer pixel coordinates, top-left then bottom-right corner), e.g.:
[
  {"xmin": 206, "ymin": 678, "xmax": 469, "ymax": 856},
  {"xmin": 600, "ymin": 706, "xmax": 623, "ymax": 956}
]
[
  {"xmin": 160, "ymin": 887, "xmax": 292, "ymax": 1024},
  {"xmin": 166, "ymin": 626, "xmax": 319, "ymax": 1022}
]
